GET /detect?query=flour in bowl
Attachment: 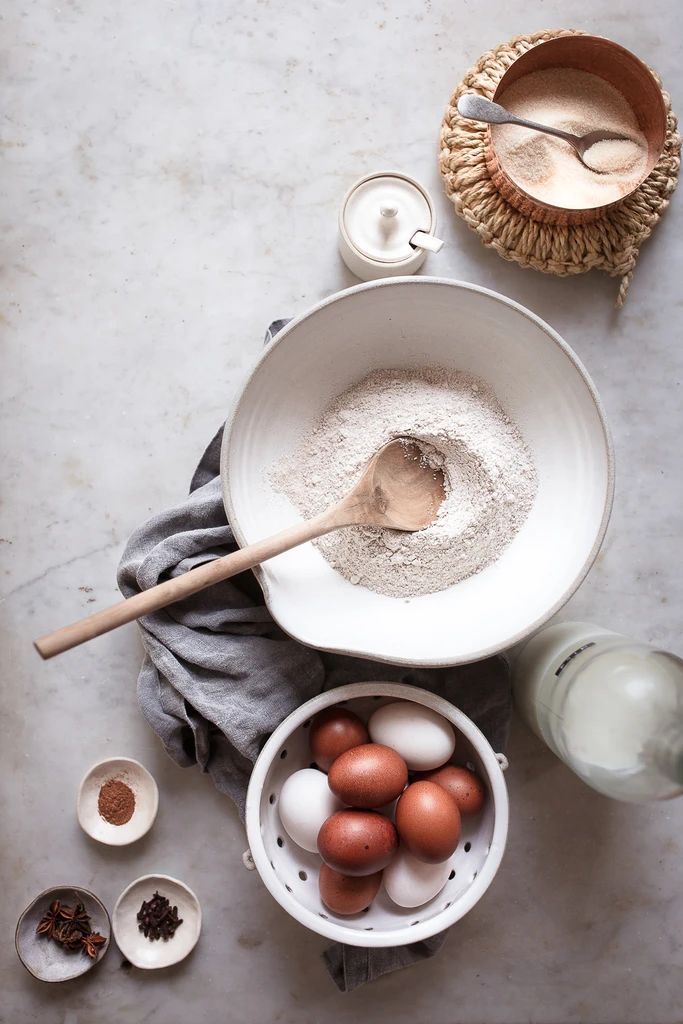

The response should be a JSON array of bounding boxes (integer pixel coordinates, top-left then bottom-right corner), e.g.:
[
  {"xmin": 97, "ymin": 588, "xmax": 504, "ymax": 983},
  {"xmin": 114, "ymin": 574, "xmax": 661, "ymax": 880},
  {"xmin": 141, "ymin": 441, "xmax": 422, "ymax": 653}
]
[{"xmin": 271, "ymin": 368, "xmax": 537, "ymax": 598}]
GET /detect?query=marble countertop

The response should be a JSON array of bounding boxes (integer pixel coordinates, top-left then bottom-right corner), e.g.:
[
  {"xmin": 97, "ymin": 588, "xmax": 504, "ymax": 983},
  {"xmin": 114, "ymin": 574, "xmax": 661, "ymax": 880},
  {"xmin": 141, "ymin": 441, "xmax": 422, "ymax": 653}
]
[{"xmin": 2, "ymin": 1, "xmax": 681, "ymax": 1021}]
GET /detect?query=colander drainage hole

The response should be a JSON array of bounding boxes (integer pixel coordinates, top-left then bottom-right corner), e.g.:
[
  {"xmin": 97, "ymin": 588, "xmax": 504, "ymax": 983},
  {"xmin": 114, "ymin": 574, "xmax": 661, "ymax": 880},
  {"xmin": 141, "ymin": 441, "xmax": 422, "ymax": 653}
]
[
  {"xmin": 411, "ymin": 920, "xmax": 420, "ymax": 926},
  {"xmin": 298, "ymin": 870, "xmax": 307, "ymax": 881},
  {"xmin": 449, "ymin": 870, "xmax": 455, "ymax": 880},
  {"xmin": 269, "ymin": 793, "xmax": 276, "ymax": 805},
  {"xmin": 464, "ymin": 842, "xmax": 471, "ymax": 852},
  {"xmin": 444, "ymin": 902, "xmax": 452, "ymax": 909},
  {"xmin": 319, "ymin": 913, "xmax": 329, "ymax": 919},
  {"xmin": 280, "ymin": 749, "xmax": 288, "ymax": 759},
  {"xmin": 364, "ymin": 927, "xmax": 373, "ymax": 931},
  {"xmin": 285, "ymin": 884, "xmax": 293, "ymax": 892},
  {"xmin": 277, "ymin": 837, "xmax": 284, "ymax": 847}
]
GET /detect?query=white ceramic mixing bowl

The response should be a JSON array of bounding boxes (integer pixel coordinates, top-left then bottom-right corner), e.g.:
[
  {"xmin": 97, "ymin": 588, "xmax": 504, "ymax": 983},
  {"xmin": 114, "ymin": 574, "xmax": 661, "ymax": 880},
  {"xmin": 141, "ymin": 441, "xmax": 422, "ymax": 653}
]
[{"xmin": 222, "ymin": 278, "xmax": 613, "ymax": 666}]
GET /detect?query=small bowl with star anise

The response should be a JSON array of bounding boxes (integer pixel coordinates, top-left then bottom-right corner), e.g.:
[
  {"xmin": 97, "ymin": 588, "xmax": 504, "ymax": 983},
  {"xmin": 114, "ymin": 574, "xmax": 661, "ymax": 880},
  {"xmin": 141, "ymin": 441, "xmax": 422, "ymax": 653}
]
[{"xmin": 15, "ymin": 886, "xmax": 110, "ymax": 982}]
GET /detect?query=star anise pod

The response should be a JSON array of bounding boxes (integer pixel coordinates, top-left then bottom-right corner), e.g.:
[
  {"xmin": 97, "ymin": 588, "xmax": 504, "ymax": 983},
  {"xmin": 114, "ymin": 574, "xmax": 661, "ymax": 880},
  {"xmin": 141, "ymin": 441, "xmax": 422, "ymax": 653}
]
[
  {"xmin": 69, "ymin": 903, "xmax": 92, "ymax": 935},
  {"xmin": 63, "ymin": 929, "xmax": 87, "ymax": 950},
  {"xmin": 81, "ymin": 931, "xmax": 106, "ymax": 959},
  {"xmin": 36, "ymin": 900, "xmax": 61, "ymax": 939},
  {"xmin": 54, "ymin": 922, "xmax": 84, "ymax": 951}
]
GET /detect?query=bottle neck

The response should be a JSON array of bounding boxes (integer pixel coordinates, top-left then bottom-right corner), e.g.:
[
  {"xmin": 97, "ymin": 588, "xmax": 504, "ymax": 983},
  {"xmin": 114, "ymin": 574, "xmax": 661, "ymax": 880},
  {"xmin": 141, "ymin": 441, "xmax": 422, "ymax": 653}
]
[{"xmin": 648, "ymin": 724, "xmax": 683, "ymax": 785}]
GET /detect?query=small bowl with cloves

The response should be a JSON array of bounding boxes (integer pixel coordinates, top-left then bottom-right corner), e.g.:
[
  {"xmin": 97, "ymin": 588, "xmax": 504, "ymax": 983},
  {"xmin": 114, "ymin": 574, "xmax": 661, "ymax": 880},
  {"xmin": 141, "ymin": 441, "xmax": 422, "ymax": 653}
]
[
  {"xmin": 15, "ymin": 885, "xmax": 110, "ymax": 982},
  {"xmin": 77, "ymin": 756, "xmax": 159, "ymax": 846},
  {"xmin": 113, "ymin": 874, "xmax": 202, "ymax": 970}
]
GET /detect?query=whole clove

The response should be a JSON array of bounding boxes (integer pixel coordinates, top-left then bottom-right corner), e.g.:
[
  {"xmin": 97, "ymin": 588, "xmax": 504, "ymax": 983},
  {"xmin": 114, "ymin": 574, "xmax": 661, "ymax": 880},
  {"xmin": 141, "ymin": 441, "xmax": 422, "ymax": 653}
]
[{"xmin": 136, "ymin": 891, "xmax": 183, "ymax": 942}]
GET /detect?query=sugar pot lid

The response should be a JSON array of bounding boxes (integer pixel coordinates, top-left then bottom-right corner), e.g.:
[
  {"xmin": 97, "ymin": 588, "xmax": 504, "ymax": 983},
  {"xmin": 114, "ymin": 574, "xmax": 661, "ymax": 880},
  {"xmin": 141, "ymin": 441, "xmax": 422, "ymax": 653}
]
[{"xmin": 340, "ymin": 171, "xmax": 444, "ymax": 264}]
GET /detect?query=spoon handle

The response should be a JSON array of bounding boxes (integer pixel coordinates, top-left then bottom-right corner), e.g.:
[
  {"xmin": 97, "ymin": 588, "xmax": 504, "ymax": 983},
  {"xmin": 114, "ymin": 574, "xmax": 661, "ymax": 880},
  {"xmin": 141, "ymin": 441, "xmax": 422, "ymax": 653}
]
[
  {"xmin": 34, "ymin": 508, "xmax": 341, "ymax": 659},
  {"xmin": 456, "ymin": 94, "xmax": 580, "ymax": 147}
]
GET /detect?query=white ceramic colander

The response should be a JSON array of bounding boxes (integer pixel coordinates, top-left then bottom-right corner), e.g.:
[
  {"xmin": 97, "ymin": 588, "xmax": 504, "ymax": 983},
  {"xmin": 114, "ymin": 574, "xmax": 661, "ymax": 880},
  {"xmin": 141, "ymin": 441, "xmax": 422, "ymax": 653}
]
[{"xmin": 244, "ymin": 683, "xmax": 509, "ymax": 948}]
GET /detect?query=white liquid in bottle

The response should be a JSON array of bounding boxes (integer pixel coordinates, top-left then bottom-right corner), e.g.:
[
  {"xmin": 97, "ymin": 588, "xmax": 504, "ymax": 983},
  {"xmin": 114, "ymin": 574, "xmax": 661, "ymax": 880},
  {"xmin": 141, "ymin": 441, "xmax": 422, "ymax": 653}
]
[{"xmin": 512, "ymin": 622, "xmax": 683, "ymax": 802}]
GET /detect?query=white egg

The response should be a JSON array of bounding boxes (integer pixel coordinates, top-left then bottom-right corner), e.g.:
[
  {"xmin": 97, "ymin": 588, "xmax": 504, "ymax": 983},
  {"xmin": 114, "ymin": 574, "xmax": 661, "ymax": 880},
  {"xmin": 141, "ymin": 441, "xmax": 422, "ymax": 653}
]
[
  {"xmin": 277, "ymin": 768, "xmax": 342, "ymax": 852},
  {"xmin": 368, "ymin": 701, "xmax": 455, "ymax": 770},
  {"xmin": 384, "ymin": 847, "xmax": 451, "ymax": 908}
]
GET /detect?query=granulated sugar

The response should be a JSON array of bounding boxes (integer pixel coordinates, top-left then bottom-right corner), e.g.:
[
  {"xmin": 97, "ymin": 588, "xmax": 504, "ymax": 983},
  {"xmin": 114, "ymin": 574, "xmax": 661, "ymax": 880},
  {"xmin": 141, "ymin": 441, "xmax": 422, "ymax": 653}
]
[
  {"xmin": 491, "ymin": 68, "xmax": 648, "ymax": 207},
  {"xmin": 271, "ymin": 368, "xmax": 537, "ymax": 598},
  {"xmin": 582, "ymin": 137, "xmax": 644, "ymax": 174}
]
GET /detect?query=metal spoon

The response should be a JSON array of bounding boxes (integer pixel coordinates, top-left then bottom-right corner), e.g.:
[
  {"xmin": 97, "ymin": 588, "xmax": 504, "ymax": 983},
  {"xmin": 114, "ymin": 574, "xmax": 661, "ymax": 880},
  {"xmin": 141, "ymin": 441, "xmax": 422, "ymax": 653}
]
[
  {"xmin": 457, "ymin": 94, "xmax": 632, "ymax": 170},
  {"xmin": 34, "ymin": 438, "xmax": 446, "ymax": 659}
]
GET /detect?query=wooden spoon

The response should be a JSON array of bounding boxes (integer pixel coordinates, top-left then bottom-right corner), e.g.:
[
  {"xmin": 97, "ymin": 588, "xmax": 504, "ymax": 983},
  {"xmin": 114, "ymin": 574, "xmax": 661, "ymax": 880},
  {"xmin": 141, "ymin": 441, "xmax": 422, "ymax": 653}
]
[{"xmin": 34, "ymin": 438, "xmax": 446, "ymax": 660}]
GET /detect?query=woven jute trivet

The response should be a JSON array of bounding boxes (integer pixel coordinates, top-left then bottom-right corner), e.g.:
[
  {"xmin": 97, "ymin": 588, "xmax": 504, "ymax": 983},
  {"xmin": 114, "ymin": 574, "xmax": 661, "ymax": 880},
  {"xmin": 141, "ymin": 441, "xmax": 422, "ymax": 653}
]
[{"xmin": 439, "ymin": 28, "xmax": 681, "ymax": 305}]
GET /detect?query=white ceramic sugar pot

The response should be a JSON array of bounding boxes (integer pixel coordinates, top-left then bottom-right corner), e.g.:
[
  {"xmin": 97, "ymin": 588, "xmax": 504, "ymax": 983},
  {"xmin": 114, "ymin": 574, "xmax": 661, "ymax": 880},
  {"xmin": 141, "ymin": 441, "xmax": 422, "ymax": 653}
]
[{"xmin": 338, "ymin": 171, "xmax": 445, "ymax": 280}]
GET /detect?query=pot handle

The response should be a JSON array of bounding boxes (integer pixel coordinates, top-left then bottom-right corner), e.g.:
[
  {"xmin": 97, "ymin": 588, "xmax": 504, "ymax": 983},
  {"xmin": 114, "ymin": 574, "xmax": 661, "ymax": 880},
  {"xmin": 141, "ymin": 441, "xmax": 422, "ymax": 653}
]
[{"xmin": 410, "ymin": 230, "xmax": 445, "ymax": 254}]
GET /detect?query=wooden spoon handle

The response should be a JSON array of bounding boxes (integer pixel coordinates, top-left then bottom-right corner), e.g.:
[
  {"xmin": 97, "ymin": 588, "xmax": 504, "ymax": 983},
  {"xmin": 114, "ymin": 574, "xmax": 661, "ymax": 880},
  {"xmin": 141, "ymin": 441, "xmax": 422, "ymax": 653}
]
[{"xmin": 34, "ymin": 509, "xmax": 337, "ymax": 660}]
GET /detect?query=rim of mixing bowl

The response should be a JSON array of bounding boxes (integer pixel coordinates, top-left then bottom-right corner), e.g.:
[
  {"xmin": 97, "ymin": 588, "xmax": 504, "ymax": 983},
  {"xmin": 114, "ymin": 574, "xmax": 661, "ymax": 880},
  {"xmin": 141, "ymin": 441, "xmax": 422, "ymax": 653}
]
[
  {"xmin": 221, "ymin": 277, "xmax": 615, "ymax": 667},
  {"xmin": 244, "ymin": 682, "xmax": 510, "ymax": 947}
]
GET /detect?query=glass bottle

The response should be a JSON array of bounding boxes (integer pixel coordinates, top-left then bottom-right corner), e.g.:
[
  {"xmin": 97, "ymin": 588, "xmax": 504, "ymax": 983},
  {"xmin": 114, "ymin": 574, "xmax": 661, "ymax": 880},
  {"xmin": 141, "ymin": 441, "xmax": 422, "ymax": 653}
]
[{"xmin": 511, "ymin": 621, "xmax": 683, "ymax": 802}]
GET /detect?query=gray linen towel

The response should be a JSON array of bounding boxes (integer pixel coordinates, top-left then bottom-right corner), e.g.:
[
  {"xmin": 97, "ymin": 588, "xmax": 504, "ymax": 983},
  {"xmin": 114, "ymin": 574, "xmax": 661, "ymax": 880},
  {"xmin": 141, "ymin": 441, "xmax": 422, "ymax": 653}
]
[{"xmin": 117, "ymin": 321, "xmax": 512, "ymax": 992}]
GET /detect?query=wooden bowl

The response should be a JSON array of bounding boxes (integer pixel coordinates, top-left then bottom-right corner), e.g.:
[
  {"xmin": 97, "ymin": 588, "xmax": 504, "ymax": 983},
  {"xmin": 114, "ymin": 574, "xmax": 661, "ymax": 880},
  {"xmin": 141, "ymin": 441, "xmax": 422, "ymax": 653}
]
[{"xmin": 484, "ymin": 35, "xmax": 667, "ymax": 225}]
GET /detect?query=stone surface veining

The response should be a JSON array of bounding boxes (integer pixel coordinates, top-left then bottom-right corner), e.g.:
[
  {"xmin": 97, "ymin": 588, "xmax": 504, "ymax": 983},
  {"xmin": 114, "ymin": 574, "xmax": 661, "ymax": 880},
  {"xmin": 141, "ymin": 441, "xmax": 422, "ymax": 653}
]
[{"xmin": 1, "ymin": 1, "xmax": 682, "ymax": 1021}]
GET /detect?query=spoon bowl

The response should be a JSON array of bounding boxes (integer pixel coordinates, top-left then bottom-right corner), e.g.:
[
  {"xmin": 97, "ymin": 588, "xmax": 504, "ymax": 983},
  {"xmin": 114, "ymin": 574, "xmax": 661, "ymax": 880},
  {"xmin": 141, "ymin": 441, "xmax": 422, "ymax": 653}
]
[
  {"xmin": 575, "ymin": 129, "xmax": 638, "ymax": 166},
  {"xmin": 338, "ymin": 438, "xmax": 446, "ymax": 532}
]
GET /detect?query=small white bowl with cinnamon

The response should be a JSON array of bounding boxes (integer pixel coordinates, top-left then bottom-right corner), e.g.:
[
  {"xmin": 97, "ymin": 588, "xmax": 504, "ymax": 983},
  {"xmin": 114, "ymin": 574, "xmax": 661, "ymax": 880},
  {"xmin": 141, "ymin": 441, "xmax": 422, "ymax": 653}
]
[
  {"xmin": 77, "ymin": 757, "xmax": 159, "ymax": 846},
  {"xmin": 484, "ymin": 34, "xmax": 667, "ymax": 224}
]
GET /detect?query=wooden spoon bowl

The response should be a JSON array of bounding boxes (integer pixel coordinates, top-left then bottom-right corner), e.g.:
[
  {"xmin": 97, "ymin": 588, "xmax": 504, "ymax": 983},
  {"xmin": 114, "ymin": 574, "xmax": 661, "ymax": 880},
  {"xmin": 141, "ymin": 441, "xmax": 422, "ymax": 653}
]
[{"xmin": 336, "ymin": 438, "xmax": 445, "ymax": 532}]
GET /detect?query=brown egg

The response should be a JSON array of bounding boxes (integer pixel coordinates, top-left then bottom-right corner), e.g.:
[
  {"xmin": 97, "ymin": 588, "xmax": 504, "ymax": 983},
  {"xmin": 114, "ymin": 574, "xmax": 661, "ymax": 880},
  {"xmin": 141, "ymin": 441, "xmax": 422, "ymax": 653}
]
[
  {"xmin": 317, "ymin": 810, "xmax": 398, "ymax": 876},
  {"xmin": 318, "ymin": 864, "xmax": 383, "ymax": 916},
  {"xmin": 422, "ymin": 765, "xmax": 486, "ymax": 815},
  {"xmin": 309, "ymin": 707, "xmax": 370, "ymax": 771},
  {"xmin": 328, "ymin": 743, "xmax": 408, "ymax": 808},
  {"xmin": 395, "ymin": 781, "xmax": 461, "ymax": 863}
]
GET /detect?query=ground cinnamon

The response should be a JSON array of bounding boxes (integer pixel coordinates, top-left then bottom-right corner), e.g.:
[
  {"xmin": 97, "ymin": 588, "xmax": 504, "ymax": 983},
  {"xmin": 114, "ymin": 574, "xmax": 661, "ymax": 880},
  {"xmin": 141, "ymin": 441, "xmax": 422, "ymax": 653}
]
[{"xmin": 98, "ymin": 778, "xmax": 135, "ymax": 825}]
